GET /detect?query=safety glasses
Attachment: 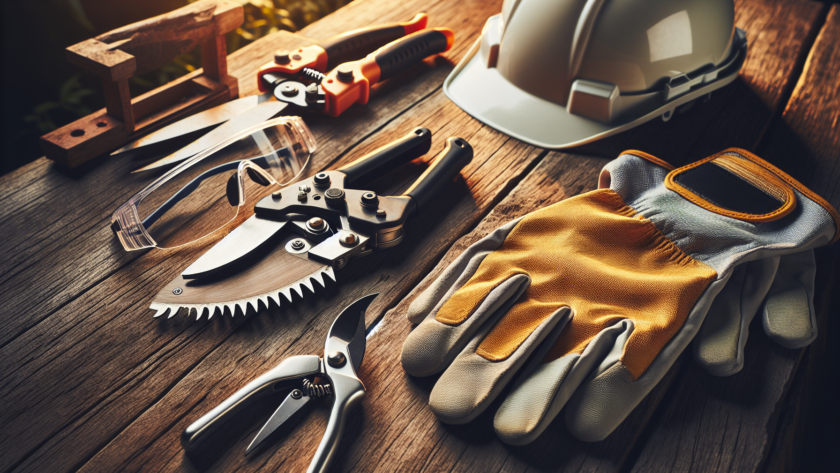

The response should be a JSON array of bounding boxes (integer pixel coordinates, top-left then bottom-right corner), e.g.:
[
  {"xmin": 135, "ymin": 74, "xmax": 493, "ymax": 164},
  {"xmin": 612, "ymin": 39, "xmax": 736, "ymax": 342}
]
[{"xmin": 112, "ymin": 117, "xmax": 316, "ymax": 251}]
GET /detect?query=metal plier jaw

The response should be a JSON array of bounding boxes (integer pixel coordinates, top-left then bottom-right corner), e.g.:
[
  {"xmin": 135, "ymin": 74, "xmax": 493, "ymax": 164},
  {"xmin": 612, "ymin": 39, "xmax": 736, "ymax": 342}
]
[{"xmin": 181, "ymin": 294, "xmax": 374, "ymax": 473}]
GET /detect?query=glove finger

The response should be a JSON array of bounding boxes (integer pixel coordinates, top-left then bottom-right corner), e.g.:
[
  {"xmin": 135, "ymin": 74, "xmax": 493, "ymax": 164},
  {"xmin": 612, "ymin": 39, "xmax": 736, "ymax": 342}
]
[
  {"xmin": 563, "ymin": 276, "xmax": 731, "ymax": 441},
  {"xmin": 762, "ymin": 250, "xmax": 817, "ymax": 348},
  {"xmin": 429, "ymin": 305, "xmax": 572, "ymax": 425},
  {"xmin": 494, "ymin": 319, "xmax": 633, "ymax": 445},
  {"xmin": 406, "ymin": 217, "xmax": 524, "ymax": 324},
  {"xmin": 401, "ymin": 273, "xmax": 530, "ymax": 377},
  {"xmin": 694, "ymin": 257, "xmax": 779, "ymax": 376}
]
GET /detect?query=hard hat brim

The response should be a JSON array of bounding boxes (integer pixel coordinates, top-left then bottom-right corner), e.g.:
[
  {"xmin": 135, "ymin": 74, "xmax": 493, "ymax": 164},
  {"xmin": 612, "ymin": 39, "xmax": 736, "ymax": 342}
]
[{"xmin": 443, "ymin": 39, "xmax": 743, "ymax": 149}]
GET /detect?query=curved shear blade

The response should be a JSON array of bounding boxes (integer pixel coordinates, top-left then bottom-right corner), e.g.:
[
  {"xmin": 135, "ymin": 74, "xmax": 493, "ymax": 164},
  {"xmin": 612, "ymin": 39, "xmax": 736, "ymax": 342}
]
[
  {"xmin": 133, "ymin": 100, "xmax": 289, "ymax": 172},
  {"xmin": 112, "ymin": 93, "xmax": 272, "ymax": 160},
  {"xmin": 327, "ymin": 293, "xmax": 378, "ymax": 372},
  {"xmin": 182, "ymin": 215, "xmax": 289, "ymax": 280},
  {"xmin": 246, "ymin": 389, "xmax": 315, "ymax": 456}
]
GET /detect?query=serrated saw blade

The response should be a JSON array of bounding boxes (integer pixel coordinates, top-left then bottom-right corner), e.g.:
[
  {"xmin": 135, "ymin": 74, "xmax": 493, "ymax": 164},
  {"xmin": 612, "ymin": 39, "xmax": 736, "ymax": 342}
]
[{"xmin": 150, "ymin": 233, "xmax": 335, "ymax": 319}]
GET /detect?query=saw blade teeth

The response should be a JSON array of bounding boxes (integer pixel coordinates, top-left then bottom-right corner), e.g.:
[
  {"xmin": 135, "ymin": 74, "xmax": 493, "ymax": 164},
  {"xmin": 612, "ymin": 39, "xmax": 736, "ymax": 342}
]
[
  {"xmin": 280, "ymin": 287, "xmax": 293, "ymax": 304},
  {"xmin": 236, "ymin": 302, "xmax": 246, "ymax": 317},
  {"xmin": 150, "ymin": 303, "xmax": 170, "ymax": 318},
  {"xmin": 301, "ymin": 278, "xmax": 315, "ymax": 293},
  {"xmin": 267, "ymin": 294, "xmax": 279, "ymax": 308},
  {"xmin": 324, "ymin": 266, "xmax": 336, "ymax": 282}
]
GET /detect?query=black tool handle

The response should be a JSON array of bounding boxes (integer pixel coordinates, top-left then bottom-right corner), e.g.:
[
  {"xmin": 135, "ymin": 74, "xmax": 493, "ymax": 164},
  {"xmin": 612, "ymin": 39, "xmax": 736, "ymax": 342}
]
[
  {"xmin": 320, "ymin": 13, "xmax": 428, "ymax": 70},
  {"xmin": 373, "ymin": 28, "xmax": 453, "ymax": 83},
  {"xmin": 337, "ymin": 127, "xmax": 432, "ymax": 187},
  {"xmin": 404, "ymin": 137, "xmax": 473, "ymax": 214}
]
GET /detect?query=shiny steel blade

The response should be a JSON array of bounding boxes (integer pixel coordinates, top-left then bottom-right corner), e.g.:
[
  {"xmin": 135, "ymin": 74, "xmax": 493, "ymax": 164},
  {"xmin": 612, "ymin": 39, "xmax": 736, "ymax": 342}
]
[
  {"xmin": 132, "ymin": 100, "xmax": 289, "ymax": 173},
  {"xmin": 150, "ymin": 239, "xmax": 335, "ymax": 319},
  {"xmin": 327, "ymin": 293, "xmax": 377, "ymax": 372},
  {"xmin": 182, "ymin": 215, "xmax": 289, "ymax": 280},
  {"xmin": 112, "ymin": 94, "xmax": 273, "ymax": 160},
  {"xmin": 245, "ymin": 389, "xmax": 315, "ymax": 456}
]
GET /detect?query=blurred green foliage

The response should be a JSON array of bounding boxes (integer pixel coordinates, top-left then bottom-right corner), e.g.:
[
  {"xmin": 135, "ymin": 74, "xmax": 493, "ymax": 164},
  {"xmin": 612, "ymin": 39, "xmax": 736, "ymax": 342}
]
[{"xmin": 2, "ymin": 0, "xmax": 350, "ymax": 175}]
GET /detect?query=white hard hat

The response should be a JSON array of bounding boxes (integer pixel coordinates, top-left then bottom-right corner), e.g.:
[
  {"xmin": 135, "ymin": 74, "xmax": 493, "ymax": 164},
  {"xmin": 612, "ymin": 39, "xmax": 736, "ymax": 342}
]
[{"xmin": 444, "ymin": 0, "xmax": 747, "ymax": 148}]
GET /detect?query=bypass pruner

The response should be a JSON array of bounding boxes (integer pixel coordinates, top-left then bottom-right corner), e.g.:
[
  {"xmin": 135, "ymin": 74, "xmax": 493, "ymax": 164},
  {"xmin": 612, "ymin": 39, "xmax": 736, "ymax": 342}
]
[{"xmin": 181, "ymin": 293, "xmax": 376, "ymax": 472}]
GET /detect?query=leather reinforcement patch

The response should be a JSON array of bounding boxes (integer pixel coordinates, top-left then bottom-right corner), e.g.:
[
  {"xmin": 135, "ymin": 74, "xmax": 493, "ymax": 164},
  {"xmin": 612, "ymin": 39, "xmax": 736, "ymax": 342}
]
[
  {"xmin": 434, "ymin": 189, "xmax": 718, "ymax": 381},
  {"xmin": 665, "ymin": 149, "xmax": 796, "ymax": 222}
]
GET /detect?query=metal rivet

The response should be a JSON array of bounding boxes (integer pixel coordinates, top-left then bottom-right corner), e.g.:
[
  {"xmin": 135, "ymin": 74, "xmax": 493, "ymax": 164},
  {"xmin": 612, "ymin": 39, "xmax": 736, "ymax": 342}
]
[
  {"xmin": 313, "ymin": 172, "xmax": 331, "ymax": 188},
  {"xmin": 298, "ymin": 191, "xmax": 307, "ymax": 202},
  {"xmin": 274, "ymin": 51, "xmax": 290, "ymax": 64},
  {"xmin": 336, "ymin": 66, "xmax": 354, "ymax": 83},
  {"xmin": 339, "ymin": 232, "xmax": 357, "ymax": 247},
  {"xmin": 360, "ymin": 191, "xmax": 379, "ymax": 208},
  {"xmin": 299, "ymin": 185, "xmax": 311, "ymax": 192},
  {"xmin": 307, "ymin": 217, "xmax": 325, "ymax": 231},
  {"xmin": 291, "ymin": 239, "xmax": 306, "ymax": 250},
  {"xmin": 376, "ymin": 209, "xmax": 386, "ymax": 218},
  {"xmin": 327, "ymin": 351, "xmax": 346, "ymax": 367},
  {"xmin": 272, "ymin": 190, "xmax": 282, "ymax": 199},
  {"xmin": 292, "ymin": 54, "xmax": 302, "ymax": 61},
  {"xmin": 172, "ymin": 287, "xmax": 183, "ymax": 295},
  {"xmin": 291, "ymin": 389, "xmax": 302, "ymax": 399},
  {"xmin": 280, "ymin": 83, "xmax": 298, "ymax": 97}
]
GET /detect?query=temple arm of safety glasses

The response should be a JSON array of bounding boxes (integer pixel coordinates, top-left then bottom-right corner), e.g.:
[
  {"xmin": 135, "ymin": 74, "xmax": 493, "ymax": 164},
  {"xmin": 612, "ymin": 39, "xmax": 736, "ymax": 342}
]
[{"xmin": 142, "ymin": 153, "xmax": 281, "ymax": 228}]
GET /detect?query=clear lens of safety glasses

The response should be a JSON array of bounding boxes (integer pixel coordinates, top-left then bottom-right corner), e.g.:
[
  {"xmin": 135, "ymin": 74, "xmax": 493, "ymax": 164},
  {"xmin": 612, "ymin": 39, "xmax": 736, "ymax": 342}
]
[{"xmin": 111, "ymin": 117, "xmax": 316, "ymax": 251}]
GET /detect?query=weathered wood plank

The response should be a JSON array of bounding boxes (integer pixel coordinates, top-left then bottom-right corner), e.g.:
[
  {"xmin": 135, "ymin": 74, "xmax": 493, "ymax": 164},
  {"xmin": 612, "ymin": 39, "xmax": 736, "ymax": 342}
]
[
  {"xmin": 629, "ymin": 3, "xmax": 839, "ymax": 472},
  {"xmin": 0, "ymin": 0, "xmax": 832, "ymax": 472}
]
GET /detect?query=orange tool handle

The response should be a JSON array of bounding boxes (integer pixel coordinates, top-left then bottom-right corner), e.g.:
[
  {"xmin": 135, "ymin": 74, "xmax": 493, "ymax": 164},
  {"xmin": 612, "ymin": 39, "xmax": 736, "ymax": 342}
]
[
  {"xmin": 257, "ymin": 13, "xmax": 428, "ymax": 93},
  {"xmin": 321, "ymin": 28, "xmax": 455, "ymax": 117}
]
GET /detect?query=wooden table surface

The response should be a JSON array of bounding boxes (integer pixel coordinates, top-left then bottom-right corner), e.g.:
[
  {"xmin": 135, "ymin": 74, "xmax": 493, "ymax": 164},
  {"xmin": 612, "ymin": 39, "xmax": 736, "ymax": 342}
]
[{"xmin": 2, "ymin": 0, "xmax": 838, "ymax": 471}]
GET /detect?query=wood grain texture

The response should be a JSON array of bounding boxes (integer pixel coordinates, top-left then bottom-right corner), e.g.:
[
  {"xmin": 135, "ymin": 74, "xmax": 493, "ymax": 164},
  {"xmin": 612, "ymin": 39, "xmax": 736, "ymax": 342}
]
[
  {"xmin": 1, "ymin": 0, "xmax": 836, "ymax": 471},
  {"xmin": 628, "ymin": 3, "xmax": 839, "ymax": 472}
]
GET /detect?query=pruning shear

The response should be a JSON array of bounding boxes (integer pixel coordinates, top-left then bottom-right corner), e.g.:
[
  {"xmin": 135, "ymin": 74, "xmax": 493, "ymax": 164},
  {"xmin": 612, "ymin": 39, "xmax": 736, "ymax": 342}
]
[
  {"xmin": 181, "ymin": 293, "xmax": 377, "ymax": 473},
  {"xmin": 113, "ymin": 13, "xmax": 454, "ymax": 172},
  {"xmin": 149, "ymin": 127, "xmax": 473, "ymax": 319}
]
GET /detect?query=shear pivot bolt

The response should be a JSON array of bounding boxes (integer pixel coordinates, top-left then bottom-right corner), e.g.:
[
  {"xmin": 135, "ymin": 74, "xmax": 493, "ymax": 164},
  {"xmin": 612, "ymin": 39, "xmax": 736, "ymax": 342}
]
[
  {"xmin": 280, "ymin": 84, "xmax": 299, "ymax": 97},
  {"xmin": 307, "ymin": 217, "xmax": 325, "ymax": 232},
  {"xmin": 339, "ymin": 232, "xmax": 357, "ymax": 247},
  {"xmin": 327, "ymin": 351, "xmax": 346, "ymax": 367},
  {"xmin": 291, "ymin": 239, "xmax": 306, "ymax": 251},
  {"xmin": 325, "ymin": 188, "xmax": 345, "ymax": 205},
  {"xmin": 172, "ymin": 287, "xmax": 183, "ymax": 295},
  {"xmin": 291, "ymin": 389, "xmax": 303, "ymax": 399}
]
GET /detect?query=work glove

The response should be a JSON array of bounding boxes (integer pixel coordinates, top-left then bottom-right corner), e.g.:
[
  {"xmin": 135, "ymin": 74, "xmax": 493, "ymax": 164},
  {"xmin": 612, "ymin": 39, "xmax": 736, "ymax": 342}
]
[{"xmin": 401, "ymin": 149, "xmax": 839, "ymax": 443}]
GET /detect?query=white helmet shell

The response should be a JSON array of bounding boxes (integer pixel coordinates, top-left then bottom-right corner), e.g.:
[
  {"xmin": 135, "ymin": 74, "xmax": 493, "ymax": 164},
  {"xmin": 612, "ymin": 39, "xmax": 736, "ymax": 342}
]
[{"xmin": 444, "ymin": 0, "xmax": 747, "ymax": 148}]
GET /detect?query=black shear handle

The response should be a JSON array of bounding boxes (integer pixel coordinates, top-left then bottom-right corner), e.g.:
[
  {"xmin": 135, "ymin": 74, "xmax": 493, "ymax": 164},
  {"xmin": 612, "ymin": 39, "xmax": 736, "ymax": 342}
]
[
  {"xmin": 337, "ymin": 127, "xmax": 432, "ymax": 187},
  {"xmin": 320, "ymin": 13, "xmax": 428, "ymax": 71},
  {"xmin": 404, "ymin": 137, "xmax": 473, "ymax": 214}
]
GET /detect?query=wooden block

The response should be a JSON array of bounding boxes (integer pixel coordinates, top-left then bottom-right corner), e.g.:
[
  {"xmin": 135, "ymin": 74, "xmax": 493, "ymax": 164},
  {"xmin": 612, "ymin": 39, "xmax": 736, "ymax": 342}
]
[
  {"xmin": 45, "ymin": 0, "xmax": 244, "ymax": 167},
  {"xmin": 66, "ymin": 39, "xmax": 136, "ymax": 81},
  {"xmin": 95, "ymin": 0, "xmax": 243, "ymax": 75}
]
